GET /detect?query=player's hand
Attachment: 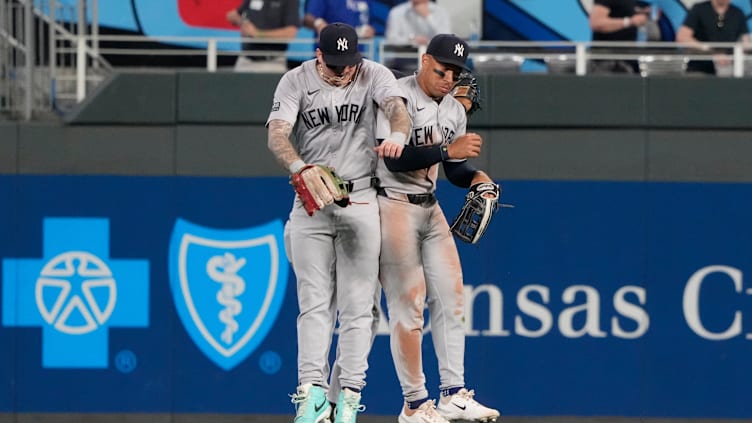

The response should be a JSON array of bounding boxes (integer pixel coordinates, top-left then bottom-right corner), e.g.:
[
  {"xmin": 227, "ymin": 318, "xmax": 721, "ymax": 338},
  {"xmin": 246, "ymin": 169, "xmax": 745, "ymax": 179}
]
[
  {"xmin": 375, "ymin": 140, "xmax": 404, "ymax": 159},
  {"xmin": 447, "ymin": 133, "xmax": 482, "ymax": 159},
  {"xmin": 299, "ymin": 165, "xmax": 335, "ymax": 208}
]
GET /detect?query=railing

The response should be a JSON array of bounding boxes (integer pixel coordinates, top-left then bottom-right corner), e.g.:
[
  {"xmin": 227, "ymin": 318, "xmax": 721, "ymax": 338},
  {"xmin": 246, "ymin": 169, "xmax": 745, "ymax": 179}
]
[
  {"xmin": 5, "ymin": 6, "xmax": 752, "ymax": 121},
  {"xmin": 70, "ymin": 36, "xmax": 752, "ymax": 77},
  {"xmin": 1, "ymin": 0, "xmax": 108, "ymax": 120},
  {"xmin": 381, "ymin": 40, "xmax": 752, "ymax": 77}
]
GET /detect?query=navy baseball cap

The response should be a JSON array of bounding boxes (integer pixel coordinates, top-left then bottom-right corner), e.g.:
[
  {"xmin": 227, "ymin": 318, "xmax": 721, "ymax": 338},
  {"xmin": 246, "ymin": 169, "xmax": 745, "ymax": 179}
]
[
  {"xmin": 426, "ymin": 34, "xmax": 470, "ymax": 70},
  {"xmin": 319, "ymin": 23, "xmax": 362, "ymax": 67}
]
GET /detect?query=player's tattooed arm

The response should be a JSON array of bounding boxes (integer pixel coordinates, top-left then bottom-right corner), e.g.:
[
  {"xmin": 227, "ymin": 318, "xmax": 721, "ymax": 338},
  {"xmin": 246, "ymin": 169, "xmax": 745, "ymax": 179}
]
[
  {"xmin": 375, "ymin": 96, "xmax": 409, "ymax": 159},
  {"xmin": 267, "ymin": 119, "xmax": 304, "ymax": 173},
  {"xmin": 381, "ymin": 96, "xmax": 410, "ymax": 138}
]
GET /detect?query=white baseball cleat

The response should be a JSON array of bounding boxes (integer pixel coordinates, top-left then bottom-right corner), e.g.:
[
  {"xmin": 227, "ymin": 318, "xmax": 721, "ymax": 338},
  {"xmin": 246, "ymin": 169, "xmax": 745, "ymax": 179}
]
[
  {"xmin": 436, "ymin": 388, "xmax": 500, "ymax": 422},
  {"xmin": 398, "ymin": 400, "xmax": 450, "ymax": 423}
]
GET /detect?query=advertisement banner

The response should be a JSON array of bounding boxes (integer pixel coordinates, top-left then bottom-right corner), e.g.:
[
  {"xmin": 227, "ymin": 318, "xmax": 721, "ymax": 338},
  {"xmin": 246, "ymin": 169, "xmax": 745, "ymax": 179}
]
[{"xmin": 0, "ymin": 175, "xmax": 750, "ymax": 417}]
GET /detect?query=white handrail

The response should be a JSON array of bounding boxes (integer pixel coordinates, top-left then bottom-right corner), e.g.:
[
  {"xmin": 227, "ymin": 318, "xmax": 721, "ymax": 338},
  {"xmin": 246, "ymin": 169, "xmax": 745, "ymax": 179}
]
[{"xmin": 70, "ymin": 35, "xmax": 750, "ymax": 76}]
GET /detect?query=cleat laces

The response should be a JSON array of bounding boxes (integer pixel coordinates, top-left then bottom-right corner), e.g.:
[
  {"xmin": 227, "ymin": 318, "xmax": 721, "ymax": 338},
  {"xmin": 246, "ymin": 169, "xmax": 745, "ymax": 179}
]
[
  {"xmin": 420, "ymin": 400, "xmax": 449, "ymax": 423},
  {"xmin": 338, "ymin": 394, "xmax": 365, "ymax": 423}
]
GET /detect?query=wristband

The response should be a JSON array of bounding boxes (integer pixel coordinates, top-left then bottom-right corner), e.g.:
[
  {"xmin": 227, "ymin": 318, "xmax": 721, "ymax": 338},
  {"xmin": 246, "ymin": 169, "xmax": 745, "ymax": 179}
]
[
  {"xmin": 440, "ymin": 145, "xmax": 449, "ymax": 161},
  {"xmin": 289, "ymin": 160, "xmax": 306, "ymax": 174},
  {"xmin": 388, "ymin": 131, "xmax": 407, "ymax": 146},
  {"xmin": 623, "ymin": 17, "xmax": 631, "ymax": 28}
]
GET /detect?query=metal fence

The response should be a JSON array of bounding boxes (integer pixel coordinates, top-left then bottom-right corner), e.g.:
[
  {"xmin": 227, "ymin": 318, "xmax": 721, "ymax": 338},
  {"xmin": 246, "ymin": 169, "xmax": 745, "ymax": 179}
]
[
  {"xmin": 2, "ymin": 0, "xmax": 752, "ymax": 121},
  {"xmin": 0, "ymin": 0, "xmax": 110, "ymax": 120}
]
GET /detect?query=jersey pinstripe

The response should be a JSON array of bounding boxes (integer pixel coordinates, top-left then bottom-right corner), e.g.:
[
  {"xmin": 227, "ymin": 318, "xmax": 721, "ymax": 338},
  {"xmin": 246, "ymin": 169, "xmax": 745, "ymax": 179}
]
[{"xmin": 375, "ymin": 75, "xmax": 467, "ymax": 194}]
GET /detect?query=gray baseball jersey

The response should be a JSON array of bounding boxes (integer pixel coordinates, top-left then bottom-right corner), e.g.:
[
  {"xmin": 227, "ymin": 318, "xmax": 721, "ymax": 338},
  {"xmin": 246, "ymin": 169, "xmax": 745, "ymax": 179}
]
[
  {"xmin": 268, "ymin": 58, "xmax": 403, "ymax": 393},
  {"xmin": 268, "ymin": 58, "xmax": 403, "ymax": 181},
  {"xmin": 376, "ymin": 74, "xmax": 467, "ymax": 194},
  {"xmin": 376, "ymin": 74, "xmax": 468, "ymax": 402}
]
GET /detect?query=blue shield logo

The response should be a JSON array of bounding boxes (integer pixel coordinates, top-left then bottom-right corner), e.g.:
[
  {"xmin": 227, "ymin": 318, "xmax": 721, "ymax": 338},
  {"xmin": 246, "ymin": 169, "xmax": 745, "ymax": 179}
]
[{"xmin": 168, "ymin": 219, "xmax": 288, "ymax": 370}]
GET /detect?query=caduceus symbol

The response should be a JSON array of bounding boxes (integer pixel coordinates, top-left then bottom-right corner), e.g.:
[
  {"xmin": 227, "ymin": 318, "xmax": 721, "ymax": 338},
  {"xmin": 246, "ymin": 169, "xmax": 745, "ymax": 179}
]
[{"xmin": 206, "ymin": 252, "xmax": 247, "ymax": 345}]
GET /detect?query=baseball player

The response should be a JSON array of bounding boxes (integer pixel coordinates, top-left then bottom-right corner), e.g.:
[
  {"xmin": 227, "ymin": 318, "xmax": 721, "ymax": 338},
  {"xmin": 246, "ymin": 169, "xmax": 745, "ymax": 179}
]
[
  {"xmin": 266, "ymin": 22, "xmax": 409, "ymax": 423},
  {"xmin": 375, "ymin": 34, "xmax": 500, "ymax": 423}
]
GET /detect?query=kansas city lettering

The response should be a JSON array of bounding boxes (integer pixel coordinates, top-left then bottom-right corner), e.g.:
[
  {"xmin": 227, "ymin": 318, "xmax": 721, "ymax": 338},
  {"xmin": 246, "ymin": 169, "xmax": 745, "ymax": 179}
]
[
  {"xmin": 300, "ymin": 104, "xmax": 366, "ymax": 130},
  {"xmin": 372, "ymin": 264, "xmax": 752, "ymax": 341}
]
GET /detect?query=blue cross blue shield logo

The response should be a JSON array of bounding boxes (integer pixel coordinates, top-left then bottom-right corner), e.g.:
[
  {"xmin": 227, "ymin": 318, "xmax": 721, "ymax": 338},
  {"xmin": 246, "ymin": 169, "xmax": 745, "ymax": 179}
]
[
  {"xmin": 2, "ymin": 217, "xmax": 149, "ymax": 368},
  {"xmin": 168, "ymin": 219, "xmax": 289, "ymax": 370}
]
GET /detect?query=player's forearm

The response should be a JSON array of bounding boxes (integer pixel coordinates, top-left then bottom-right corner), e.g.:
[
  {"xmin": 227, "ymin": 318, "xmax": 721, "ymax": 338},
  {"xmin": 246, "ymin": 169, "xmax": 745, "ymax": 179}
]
[
  {"xmin": 267, "ymin": 119, "xmax": 303, "ymax": 173},
  {"xmin": 384, "ymin": 144, "xmax": 442, "ymax": 172},
  {"xmin": 443, "ymin": 160, "xmax": 478, "ymax": 188},
  {"xmin": 471, "ymin": 170, "xmax": 493, "ymax": 185},
  {"xmin": 381, "ymin": 96, "xmax": 410, "ymax": 138}
]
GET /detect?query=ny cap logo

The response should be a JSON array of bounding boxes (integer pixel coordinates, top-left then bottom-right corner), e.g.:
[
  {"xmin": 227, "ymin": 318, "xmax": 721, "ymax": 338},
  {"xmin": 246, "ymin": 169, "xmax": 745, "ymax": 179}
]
[
  {"xmin": 454, "ymin": 43, "xmax": 465, "ymax": 57},
  {"xmin": 337, "ymin": 37, "xmax": 349, "ymax": 51}
]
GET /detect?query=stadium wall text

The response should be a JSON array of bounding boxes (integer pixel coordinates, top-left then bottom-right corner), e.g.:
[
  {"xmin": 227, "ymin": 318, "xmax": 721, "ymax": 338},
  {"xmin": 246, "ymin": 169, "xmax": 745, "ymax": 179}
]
[{"xmin": 0, "ymin": 176, "xmax": 749, "ymax": 419}]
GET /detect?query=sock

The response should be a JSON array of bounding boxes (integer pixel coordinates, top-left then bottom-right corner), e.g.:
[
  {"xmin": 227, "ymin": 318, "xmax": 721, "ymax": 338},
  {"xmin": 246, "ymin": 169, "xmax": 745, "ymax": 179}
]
[
  {"xmin": 407, "ymin": 397, "xmax": 429, "ymax": 410},
  {"xmin": 441, "ymin": 386, "xmax": 463, "ymax": 397}
]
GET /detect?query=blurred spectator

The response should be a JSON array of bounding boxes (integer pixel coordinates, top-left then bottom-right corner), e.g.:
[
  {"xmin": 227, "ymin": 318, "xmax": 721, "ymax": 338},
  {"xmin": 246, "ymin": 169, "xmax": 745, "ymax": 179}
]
[
  {"xmin": 676, "ymin": 0, "xmax": 750, "ymax": 75},
  {"xmin": 303, "ymin": 0, "xmax": 375, "ymax": 38},
  {"xmin": 226, "ymin": 0, "xmax": 300, "ymax": 72},
  {"xmin": 384, "ymin": 0, "xmax": 451, "ymax": 73},
  {"xmin": 589, "ymin": 0, "xmax": 650, "ymax": 73}
]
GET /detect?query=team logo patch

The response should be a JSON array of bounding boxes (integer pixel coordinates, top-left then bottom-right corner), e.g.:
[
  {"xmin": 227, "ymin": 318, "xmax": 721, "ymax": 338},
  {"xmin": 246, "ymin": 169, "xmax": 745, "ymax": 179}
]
[
  {"xmin": 168, "ymin": 219, "xmax": 288, "ymax": 370},
  {"xmin": 272, "ymin": 101, "xmax": 280, "ymax": 112}
]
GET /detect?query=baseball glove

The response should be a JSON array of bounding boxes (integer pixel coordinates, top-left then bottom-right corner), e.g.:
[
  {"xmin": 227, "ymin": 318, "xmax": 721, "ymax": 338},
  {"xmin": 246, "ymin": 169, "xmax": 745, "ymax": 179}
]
[
  {"xmin": 450, "ymin": 182, "xmax": 500, "ymax": 244},
  {"xmin": 452, "ymin": 72, "xmax": 481, "ymax": 116},
  {"xmin": 290, "ymin": 164, "xmax": 350, "ymax": 216}
]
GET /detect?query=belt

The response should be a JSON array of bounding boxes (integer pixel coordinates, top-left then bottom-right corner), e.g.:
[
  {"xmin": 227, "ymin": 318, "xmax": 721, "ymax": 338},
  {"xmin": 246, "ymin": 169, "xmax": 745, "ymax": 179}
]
[
  {"xmin": 346, "ymin": 176, "xmax": 379, "ymax": 193},
  {"xmin": 376, "ymin": 187, "xmax": 436, "ymax": 206}
]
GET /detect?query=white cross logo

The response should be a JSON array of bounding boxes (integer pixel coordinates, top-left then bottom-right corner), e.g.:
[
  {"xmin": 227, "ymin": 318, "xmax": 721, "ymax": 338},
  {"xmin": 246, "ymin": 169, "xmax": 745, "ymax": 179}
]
[
  {"xmin": 454, "ymin": 43, "xmax": 464, "ymax": 57},
  {"xmin": 337, "ymin": 37, "xmax": 349, "ymax": 51}
]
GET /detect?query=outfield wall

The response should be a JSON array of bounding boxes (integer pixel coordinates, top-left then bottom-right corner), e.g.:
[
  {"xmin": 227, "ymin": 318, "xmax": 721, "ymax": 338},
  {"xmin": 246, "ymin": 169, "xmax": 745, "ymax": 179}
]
[{"xmin": 0, "ymin": 73, "xmax": 751, "ymax": 422}]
